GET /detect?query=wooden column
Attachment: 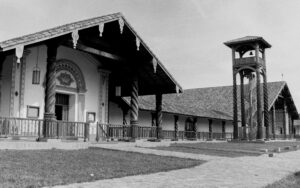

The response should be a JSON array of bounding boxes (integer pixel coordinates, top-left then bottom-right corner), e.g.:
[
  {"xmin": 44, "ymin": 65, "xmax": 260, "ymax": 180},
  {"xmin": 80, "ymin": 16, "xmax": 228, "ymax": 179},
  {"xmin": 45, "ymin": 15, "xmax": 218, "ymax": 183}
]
[
  {"xmin": 43, "ymin": 42, "xmax": 58, "ymax": 138},
  {"xmin": 283, "ymin": 100, "xmax": 287, "ymax": 137},
  {"xmin": 156, "ymin": 93, "xmax": 162, "ymax": 140},
  {"xmin": 0, "ymin": 55, "xmax": 4, "ymax": 115},
  {"xmin": 263, "ymin": 71, "xmax": 270, "ymax": 140},
  {"xmin": 240, "ymin": 72, "xmax": 247, "ymax": 140},
  {"xmin": 272, "ymin": 105, "xmax": 276, "ymax": 139},
  {"xmin": 174, "ymin": 115, "xmax": 178, "ymax": 141},
  {"xmin": 240, "ymin": 72, "xmax": 246, "ymax": 128},
  {"xmin": 208, "ymin": 119, "xmax": 212, "ymax": 139},
  {"xmin": 256, "ymin": 68, "xmax": 263, "ymax": 140},
  {"xmin": 222, "ymin": 121, "xmax": 226, "ymax": 139},
  {"xmin": 233, "ymin": 72, "xmax": 238, "ymax": 139},
  {"xmin": 130, "ymin": 77, "xmax": 139, "ymax": 140},
  {"xmin": 193, "ymin": 117, "xmax": 197, "ymax": 139}
]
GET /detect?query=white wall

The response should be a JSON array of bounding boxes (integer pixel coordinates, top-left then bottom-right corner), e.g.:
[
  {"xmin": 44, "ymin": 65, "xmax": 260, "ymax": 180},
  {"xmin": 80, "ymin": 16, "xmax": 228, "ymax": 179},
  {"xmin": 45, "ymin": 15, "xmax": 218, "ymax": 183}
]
[
  {"xmin": 108, "ymin": 101, "xmax": 124, "ymax": 125},
  {"xmin": 21, "ymin": 45, "xmax": 102, "ymax": 122},
  {"xmin": 138, "ymin": 110, "xmax": 233, "ymax": 133}
]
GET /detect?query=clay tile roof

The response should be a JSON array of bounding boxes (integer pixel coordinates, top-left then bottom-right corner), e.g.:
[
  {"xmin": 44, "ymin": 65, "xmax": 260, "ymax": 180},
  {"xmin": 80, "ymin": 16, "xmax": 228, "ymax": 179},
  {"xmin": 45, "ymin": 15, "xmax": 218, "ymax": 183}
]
[
  {"xmin": 0, "ymin": 12, "xmax": 122, "ymax": 51},
  {"xmin": 137, "ymin": 81, "xmax": 298, "ymax": 120},
  {"xmin": 224, "ymin": 36, "xmax": 272, "ymax": 48}
]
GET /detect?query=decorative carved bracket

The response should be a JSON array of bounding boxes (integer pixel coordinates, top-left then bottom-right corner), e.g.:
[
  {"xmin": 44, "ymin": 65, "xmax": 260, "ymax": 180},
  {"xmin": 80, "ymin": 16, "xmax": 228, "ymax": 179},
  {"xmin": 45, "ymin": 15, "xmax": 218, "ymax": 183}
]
[
  {"xmin": 176, "ymin": 85, "xmax": 180, "ymax": 93},
  {"xmin": 72, "ymin": 30, "xmax": 79, "ymax": 49},
  {"xmin": 99, "ymin": 23, "xmax": 104, "ymax": 37},
  {"xmin": 136, "ymin": 37, "xmax": 140, "ymax": 51},
  {"xmin": 118, "ymin": 18, "xmax": 124, "ymax": 34},
  {"xmin": 15, "ymin": 45, "xmax": 24, "ymax": 63},
  {"xmin": 152, "ymin": 58, "xmax": 157, "ymax": 73}
]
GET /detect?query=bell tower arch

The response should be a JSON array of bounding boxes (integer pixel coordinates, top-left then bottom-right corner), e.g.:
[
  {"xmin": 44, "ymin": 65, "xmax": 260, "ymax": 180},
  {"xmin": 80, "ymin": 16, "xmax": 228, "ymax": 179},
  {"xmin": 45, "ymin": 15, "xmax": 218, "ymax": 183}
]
[{"xmin": 224, "ymin": 36, "xmax": 272, "ymax": 140}]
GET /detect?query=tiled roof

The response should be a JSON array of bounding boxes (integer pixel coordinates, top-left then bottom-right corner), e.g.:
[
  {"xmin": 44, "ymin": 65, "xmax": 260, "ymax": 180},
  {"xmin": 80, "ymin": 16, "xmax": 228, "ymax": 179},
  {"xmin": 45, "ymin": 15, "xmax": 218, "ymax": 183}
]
[
  {"xmin": 137, "ymin": 81, "xmax": 298, "ymax": 120},
  {"xmin": 224, "ymin": 36, "xmax": 272, "ymax": 48}
]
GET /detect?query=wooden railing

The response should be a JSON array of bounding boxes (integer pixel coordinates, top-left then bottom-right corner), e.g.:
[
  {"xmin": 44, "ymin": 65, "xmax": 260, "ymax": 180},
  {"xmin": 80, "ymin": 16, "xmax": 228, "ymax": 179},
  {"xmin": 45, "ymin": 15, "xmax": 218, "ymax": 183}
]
[
  {"xmin": 0, "ymin": 117, "xmax": 89, "ymax": 141},
  {"xmin": 0, "ymin": 117, "xmax": 43, "ymax": 138}
]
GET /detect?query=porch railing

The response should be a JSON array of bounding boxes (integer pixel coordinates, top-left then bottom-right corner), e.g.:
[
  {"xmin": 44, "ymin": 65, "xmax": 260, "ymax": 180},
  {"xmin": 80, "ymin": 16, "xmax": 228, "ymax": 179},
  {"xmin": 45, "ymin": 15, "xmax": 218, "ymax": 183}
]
[
  {"xmin": 95, "ymin": 124, "xmax": 233, "ymax": 141},
  {"xmin": 96, "ymin": 123, "xmax": 157, "ymax": 140},
  {"xmin": 0, "ymin": 117, "xmax": 89, "ymax": 141}
]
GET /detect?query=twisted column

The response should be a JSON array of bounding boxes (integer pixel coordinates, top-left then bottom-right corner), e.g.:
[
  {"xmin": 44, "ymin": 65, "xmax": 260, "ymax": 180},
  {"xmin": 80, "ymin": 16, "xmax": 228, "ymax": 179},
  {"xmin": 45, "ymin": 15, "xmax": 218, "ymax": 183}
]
[
  {"xmin": 233, "ymin": 72, "xmax": 238, "ymax": 139},
  {"xmin": 130, "ymin": 78, "xmax": 139, "ymax": 140},
  {"xmin": 156, "ymin": 93, "xmax": 162, "ymax": 140},
  {"xmin": 263, "ymin": 70, "xmax": 270, "ymax": 139},
  {"xmin": 43, "ymin": 43, "xmax": 58, "ymax": 138},
  {"xmin": 256, "ymin": 68, "xmax": 263, "ymax": 140}
]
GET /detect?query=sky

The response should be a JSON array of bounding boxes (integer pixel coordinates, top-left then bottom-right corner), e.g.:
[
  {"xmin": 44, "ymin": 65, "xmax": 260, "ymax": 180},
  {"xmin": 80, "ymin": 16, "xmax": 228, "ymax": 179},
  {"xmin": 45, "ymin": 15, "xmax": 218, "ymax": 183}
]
[{"xmin": 1, "ymin": 0, "xmax": 300, "ymax": 109}]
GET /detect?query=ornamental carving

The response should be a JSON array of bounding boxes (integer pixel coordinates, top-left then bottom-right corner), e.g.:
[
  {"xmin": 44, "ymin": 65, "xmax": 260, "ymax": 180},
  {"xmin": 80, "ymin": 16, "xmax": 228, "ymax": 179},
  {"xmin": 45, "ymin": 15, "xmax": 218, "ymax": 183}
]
[
  {"xmin": 57, "ymin": 72, "xmax": 74, "ymax": 86},
  {"xmin": 56, "ymin": 59, "xmax": 87, "ymax": 93}
]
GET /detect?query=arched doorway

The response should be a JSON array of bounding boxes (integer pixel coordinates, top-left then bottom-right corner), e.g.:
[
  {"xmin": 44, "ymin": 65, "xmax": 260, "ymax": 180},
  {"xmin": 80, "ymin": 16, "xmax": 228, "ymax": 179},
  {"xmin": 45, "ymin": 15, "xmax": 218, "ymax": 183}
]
[{"xmin": 54, "ymin": 59, "xmax": 87, "ymax": 122}]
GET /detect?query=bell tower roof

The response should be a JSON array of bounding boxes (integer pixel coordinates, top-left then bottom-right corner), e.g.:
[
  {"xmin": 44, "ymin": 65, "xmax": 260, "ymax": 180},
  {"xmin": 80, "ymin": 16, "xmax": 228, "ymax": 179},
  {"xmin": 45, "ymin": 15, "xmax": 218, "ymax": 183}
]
[{"xmin": 224, "ymin": 36, "xmax": 272, "ymax": 49}]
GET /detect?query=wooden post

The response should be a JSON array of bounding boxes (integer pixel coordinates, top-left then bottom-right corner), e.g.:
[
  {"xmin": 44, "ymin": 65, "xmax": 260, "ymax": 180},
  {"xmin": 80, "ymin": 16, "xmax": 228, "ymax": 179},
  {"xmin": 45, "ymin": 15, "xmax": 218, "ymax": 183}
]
[
  {"xmin": 256, "ymin": 68, "xmax": 263, "ymax": 140},
  {"xmin": 222, "ymin": 121, "xmax": 226, "ymax": 139},
  {"xmin": 130, "ymin": 77, "xmax": 139, "ymax": 141},
  {"xmin": 272, "ymin": 105, "xmax": 276, "ymax": 139},
  {"xmin": 174, "ymin": 115, "xmax": 178, "ymax": 141},
  {"xmin": 263, "ymin": 70, "xmax": 270, "ymax": 140},
  {"xmin": 193, "ymin": 117, "xmax": 197, "ymax": 139},
  {"xmin": 208, "ymin": 119, "xmax": 212, "ymax": 139},
  {"xmin": 156, "ymin": 93, "xmax": 162, "ymax": 140},
  {"xmin": 240, "ymin": 72, "xmax": 247, "ymax": 139},
  {"xmin": 233, "ymin": 72, "xmax": 238, "ymax": 139},
  {"xmin": 43, "ymin": 42, "xmax": 58, "ymax": 138},
  {"xmin": 283, "ymin": 100, "xmax": 287, "ymax": 137}
]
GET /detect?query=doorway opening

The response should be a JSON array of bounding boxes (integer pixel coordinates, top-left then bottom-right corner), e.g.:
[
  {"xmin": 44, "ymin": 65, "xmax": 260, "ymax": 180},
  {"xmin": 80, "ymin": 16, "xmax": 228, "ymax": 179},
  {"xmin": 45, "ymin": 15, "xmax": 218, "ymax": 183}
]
[{"xmin": 55, "ymin": 93, "xmax": 69, "ymax": 121}]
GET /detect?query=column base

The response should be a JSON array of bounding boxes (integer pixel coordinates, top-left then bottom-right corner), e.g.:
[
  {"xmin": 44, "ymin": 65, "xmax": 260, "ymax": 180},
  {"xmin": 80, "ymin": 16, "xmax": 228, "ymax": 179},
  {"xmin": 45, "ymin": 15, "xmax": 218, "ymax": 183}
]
[{"xmin": 130, "ymin": 120, "xmax": 138, "ymax": 140}]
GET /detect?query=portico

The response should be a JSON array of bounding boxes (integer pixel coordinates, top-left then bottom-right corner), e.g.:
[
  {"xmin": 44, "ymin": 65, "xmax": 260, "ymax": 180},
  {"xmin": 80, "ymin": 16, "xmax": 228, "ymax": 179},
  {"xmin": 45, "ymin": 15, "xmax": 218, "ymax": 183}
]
[{"xmin": 0, "ymin": 13, "xmax": 182, "ymax": 141}]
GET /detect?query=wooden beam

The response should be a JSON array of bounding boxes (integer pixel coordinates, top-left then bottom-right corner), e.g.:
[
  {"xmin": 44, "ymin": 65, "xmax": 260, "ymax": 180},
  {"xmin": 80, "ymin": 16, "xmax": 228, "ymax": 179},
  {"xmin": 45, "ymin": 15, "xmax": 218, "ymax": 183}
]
[{"xmin": 64, "ymin": 41, "xmax": 125, "ymax": 61}]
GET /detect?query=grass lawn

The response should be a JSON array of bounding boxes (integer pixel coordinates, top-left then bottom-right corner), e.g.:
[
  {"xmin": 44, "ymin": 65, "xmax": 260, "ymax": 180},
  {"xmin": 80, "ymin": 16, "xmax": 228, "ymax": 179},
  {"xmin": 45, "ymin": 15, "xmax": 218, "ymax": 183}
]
[
  {"xmin": 0, "ymin": 148, "xmax": 203, "ymax": 188},
  {"xmin": 264, "ymin": 171, "xmax": 300, "ymax": 188},
  {"xmin": 153, "ymin": 141, "xmax": 300, "ymax": 157}
]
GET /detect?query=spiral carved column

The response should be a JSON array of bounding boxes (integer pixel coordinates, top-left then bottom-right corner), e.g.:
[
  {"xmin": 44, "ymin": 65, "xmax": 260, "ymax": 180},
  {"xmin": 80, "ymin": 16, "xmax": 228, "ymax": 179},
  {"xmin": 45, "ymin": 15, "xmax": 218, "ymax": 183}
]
[
  {"xmin": 130, "ymin": 78, "xmax": 139, "ymax": 140},
  {"xmin": 263, "ymin": 70, "xmax": 270, "ymax": 140},
  {"xmin": 156, "ymin": 93, "xmax": 162, "ymax": 140},
  {"xmin": 233, "ymin": 72, "xmax": 238, "ymax": 139},
  {"xmin": 256, "ymin": 68, "xmax": 263, "ymax": 140},
  {"xmin": 43, "ymin": 43, "xmax": 58, "ymax": 138}
]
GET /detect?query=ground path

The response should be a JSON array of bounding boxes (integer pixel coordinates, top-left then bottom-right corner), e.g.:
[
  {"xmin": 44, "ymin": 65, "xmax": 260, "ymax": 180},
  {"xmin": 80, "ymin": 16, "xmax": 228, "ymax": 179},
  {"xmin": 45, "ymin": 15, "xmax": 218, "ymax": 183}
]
[{"xmin": 49, "ymin": 141, "xmax": 300, "ymax": 188}]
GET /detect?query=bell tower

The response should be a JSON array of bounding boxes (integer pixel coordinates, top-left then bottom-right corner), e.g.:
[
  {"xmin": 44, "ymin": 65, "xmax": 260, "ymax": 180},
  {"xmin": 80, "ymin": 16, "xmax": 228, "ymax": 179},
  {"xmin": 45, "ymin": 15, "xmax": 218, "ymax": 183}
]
[{"xmin": 224, "ymin": 36, "xmax": 272, "ymax": 140}]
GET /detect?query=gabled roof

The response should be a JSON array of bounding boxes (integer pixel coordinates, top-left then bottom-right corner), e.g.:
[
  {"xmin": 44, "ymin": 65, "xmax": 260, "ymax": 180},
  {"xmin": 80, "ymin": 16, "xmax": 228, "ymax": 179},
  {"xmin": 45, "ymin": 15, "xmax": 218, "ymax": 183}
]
[
  {"xmin": 0, "ymin": 13, "xmax": 122, "ymax": 51},
  {"xmin": 224, "ymin": 36, "xmax": 272, "ymax": 48},
  {"xmin": 0, "ymin": 12, "xmax": 182, "ymax": 94},
  {"xmin": 137, "ymin": 81, "xmax": 299, "ymax": 120}
]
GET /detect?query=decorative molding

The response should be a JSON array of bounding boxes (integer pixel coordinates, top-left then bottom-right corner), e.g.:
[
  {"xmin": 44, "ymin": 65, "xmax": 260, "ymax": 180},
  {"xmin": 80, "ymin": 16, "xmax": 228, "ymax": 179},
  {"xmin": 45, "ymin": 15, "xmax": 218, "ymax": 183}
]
[
  {"xmin": 118, "ymin": 18, "xmax": 124, "ymax": 34},
  {"xmin": 72, "ymin": 30, "xmax": 79, "ymax": 49},
  {"xmin": 15, "ymin": 45, "xmax": 24, "ymax": 63},
  {"xmin": 56, "ymin": 59, "xmax": 87, "ymax": 93},
  {"xmin": 136, "ymin": 37, "xmax": 140, "ymax": 51},
  {"xmin": 99, "ymin": 23, "xmax": 104, "ymax": 37},
  {"xmin": 57, "ymin": 72, "xmax": 74, "ymax": 86}
]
